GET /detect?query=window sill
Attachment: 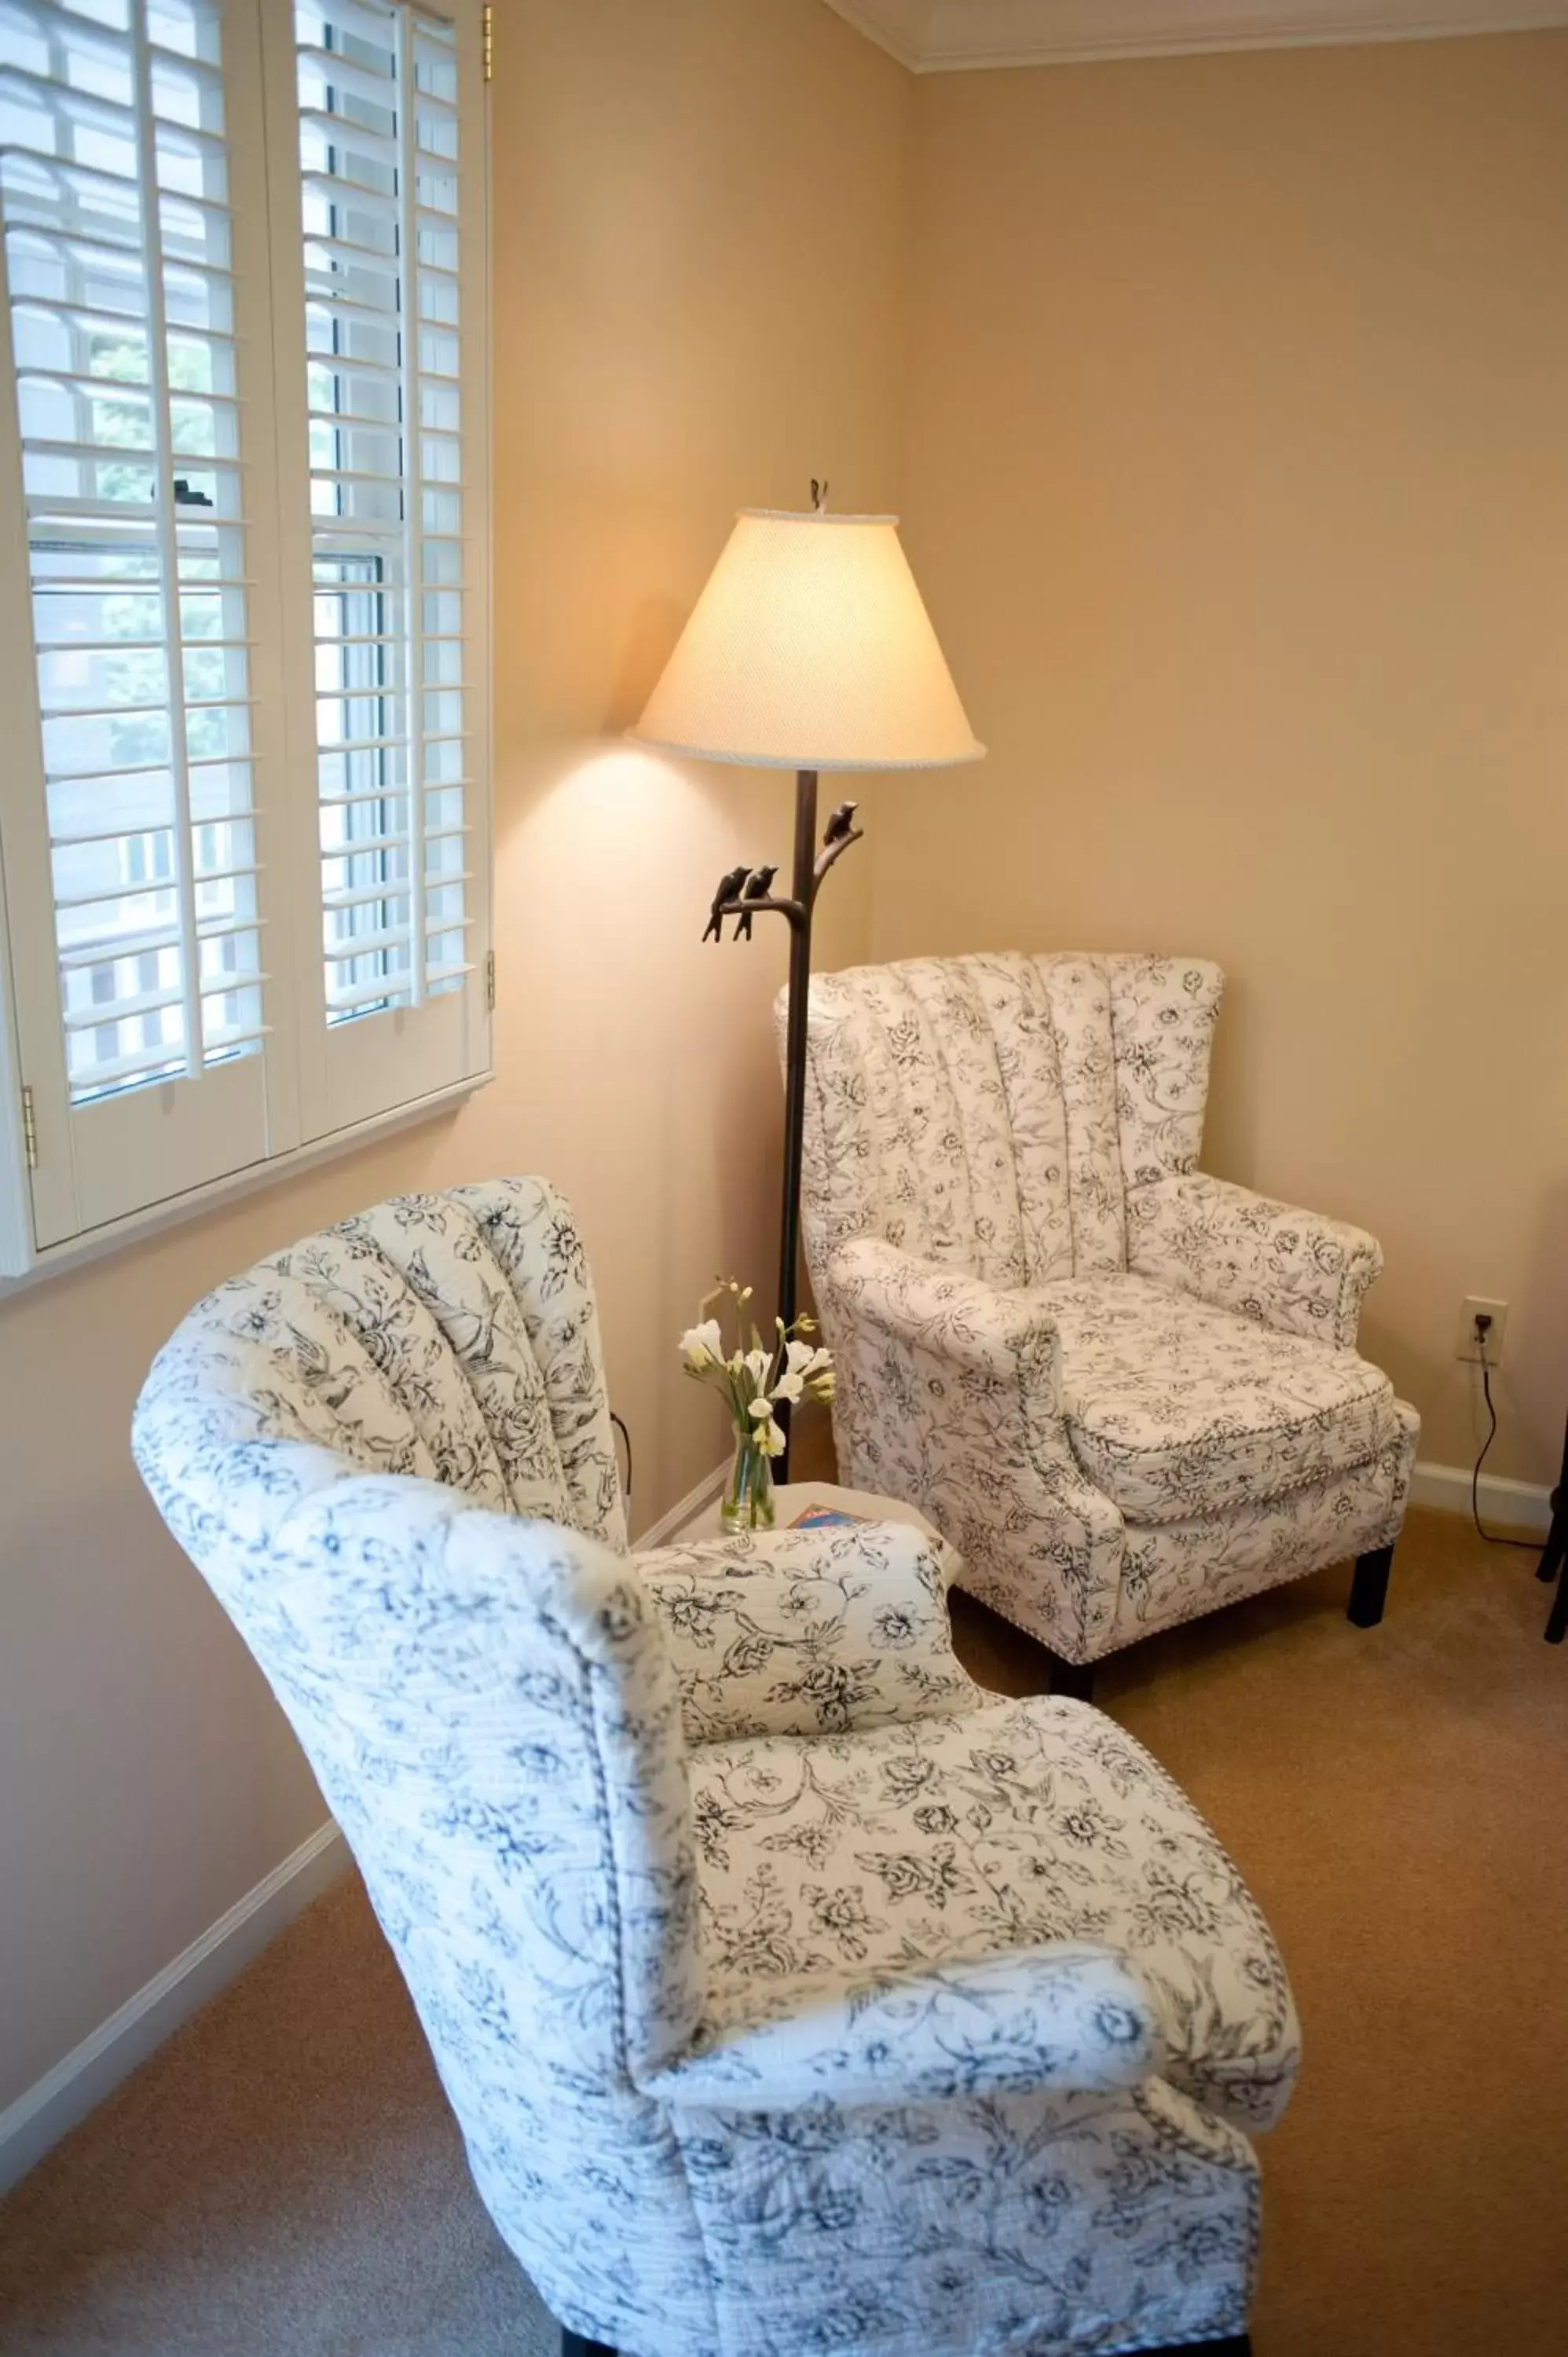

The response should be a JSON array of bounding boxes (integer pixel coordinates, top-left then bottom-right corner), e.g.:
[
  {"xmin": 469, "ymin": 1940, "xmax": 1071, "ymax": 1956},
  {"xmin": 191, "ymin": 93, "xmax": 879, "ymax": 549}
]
[{"xmin": 0, "ymin": 1068, "xmax": 493, "ymax": 1296}]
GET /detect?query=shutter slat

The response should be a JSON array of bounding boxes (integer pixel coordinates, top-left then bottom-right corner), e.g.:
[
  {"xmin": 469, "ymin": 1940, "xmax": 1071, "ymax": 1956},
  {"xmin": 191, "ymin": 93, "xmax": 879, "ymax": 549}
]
[
  {"xmin": 301, "ymin": 227, "xmax": 398, "ymax": 276},
  {"xmin": 51, "ymin": 807, "xmax": 258, "ymax": 848},
  {"xmin": 19, "ymin": 367, "xmax": 243, "ymax": 412},
  {"xmin": 321, "ymin": 819, "xmax": 467, "ymax": 855},
  {"xmin": 53, "ymin": 860, "xmax": 259, "ymax": 908},
  {"xmin": 295, "ymin": 42, "xmax": 394, "ymax": 108},
  {"xmin": 57, "ymin": 907, "xmax": 263, "ymax": 966},
  {"xmin": 298, "ymin": 105, "xmax": 400, "ymax": 165},
  {"xmin": 62, "ymin": 971, "xmax": 269, "ymax": 1030},
  {"xmin": 323, "ymin": 924, "xmax": 412, "ymax": 962}
]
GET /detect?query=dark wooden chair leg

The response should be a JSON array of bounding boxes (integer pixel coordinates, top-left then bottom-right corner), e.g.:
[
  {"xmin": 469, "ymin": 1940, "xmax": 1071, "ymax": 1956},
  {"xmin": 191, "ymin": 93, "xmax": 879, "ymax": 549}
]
[
  {"xmin": 562, "ymin": 2330, "xmax": 617, "ymax": 2357},
  {"xmin": 1045, "ymin": 1649, "xmax": 1097, "ymax": 1703},
  {"xmin": 1347, "ymin": 1542, "xmax": 1394, "ymax": 1627},
  {"xmin": 1536, "ymin": 1413, "xmax": 1568, "ymax": 1622},
  {"xmin": 1545, "ymin": 1558, "xmax": 1568, "ymax": 1645}
]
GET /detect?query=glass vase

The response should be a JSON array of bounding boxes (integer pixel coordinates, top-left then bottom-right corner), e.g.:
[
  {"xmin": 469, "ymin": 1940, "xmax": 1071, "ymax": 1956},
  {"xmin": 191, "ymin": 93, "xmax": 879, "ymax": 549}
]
[{"xmin": 720, "ymin": 1431, "xmax": 776, "ymax": 1534}]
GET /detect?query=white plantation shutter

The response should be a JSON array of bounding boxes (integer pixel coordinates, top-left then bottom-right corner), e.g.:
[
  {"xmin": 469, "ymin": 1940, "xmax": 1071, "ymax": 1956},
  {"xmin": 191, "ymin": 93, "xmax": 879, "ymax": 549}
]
[
  {"xmin": 299, "ymin": 0, "xmax": 471, "ymax": 1014},
  {"xmin": 269, "ymin": 0, "xmax": 489, "ymax": 1138},
  {"xmin": 0, "ymin": 0, "xmax": 489, "ymax": 1271},
  {"xmin": 0, "ymin": 0, "xmax": 287, "ymax": 1252},
  {"xmin": 6, "ymin": 0, "xmax": 264, "ymax": 1100}
]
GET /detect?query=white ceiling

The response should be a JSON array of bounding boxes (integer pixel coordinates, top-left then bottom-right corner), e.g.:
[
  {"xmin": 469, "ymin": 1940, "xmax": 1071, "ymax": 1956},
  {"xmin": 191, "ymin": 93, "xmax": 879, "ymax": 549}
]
[{"xmin": 826, "ymin": 0, "xmax": 1568, "ymax": 70}]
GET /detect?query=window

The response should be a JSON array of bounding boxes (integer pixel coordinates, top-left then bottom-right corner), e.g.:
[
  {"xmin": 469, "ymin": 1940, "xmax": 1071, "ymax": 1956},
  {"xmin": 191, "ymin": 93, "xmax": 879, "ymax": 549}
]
[{"xmin": 0, "ymin": 0, "xmax": 489, "ymax": 1274}]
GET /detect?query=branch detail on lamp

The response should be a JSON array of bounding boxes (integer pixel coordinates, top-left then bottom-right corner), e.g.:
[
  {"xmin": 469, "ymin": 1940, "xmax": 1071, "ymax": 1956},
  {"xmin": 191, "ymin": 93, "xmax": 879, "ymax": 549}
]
[{"xmin": 630, "ymin": 483, "xmax": 984, "ymax": 1472}]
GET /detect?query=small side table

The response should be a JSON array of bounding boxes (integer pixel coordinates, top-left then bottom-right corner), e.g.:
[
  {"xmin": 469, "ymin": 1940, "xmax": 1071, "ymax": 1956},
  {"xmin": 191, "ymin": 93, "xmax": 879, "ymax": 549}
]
[{"xmin": 696, "ymin": 1479, "xmax": 960, "ymax": 1586}]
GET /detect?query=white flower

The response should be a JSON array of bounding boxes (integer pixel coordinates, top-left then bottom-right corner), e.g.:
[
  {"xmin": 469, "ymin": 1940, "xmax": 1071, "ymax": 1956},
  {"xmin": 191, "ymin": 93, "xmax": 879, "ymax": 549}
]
[
  {"xmin": 786, "ymin": 1339, "xmax": 833, "ymax": 1380},
  {"xmin": 743, "ymin": 1347, "xmax": 771, "ymax": 1388},
  {"xmin": 678, "ymin": 1318, "xmax": 724, "ymax": 1373},
  {"xmin": 771, "ymin": 1369, "xmax": 804, "ymax": 1406},
  {"xmin": 748, "ymin": 1396, "xmax": 775, "ymax": 1422},
  {"xmin": 755, "ymin": 1414, "xmax": 787, "ymax": 1457}
]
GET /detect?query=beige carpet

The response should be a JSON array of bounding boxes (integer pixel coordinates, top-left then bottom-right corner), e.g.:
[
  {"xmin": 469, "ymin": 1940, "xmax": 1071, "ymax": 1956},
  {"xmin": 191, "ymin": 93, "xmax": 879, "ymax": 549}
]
[{"xmin": 2, "ymin": 1505, "xmax": 1564, "ymax": 2355}]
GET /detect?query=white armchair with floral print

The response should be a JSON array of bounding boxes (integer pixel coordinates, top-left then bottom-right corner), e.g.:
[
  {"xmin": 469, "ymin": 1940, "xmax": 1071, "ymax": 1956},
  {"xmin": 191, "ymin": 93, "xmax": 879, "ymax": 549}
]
[
  {"xmin": 788, "ymin": 953, "xmax": 1419, "ymax": 1688},
  {"xmin": 134, "ymin": 1176, "xmax": 1295, "ymax": 2357}
]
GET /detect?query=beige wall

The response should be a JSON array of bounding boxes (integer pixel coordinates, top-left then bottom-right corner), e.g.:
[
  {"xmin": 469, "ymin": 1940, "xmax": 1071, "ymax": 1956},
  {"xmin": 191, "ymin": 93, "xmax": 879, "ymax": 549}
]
[
  {"xmin": 0, "ymin": 0, "xmax": 911, "ymax": 2115},
  {"xmin": 875, "ymin": 31, "xmax": 1568, "ymax": 1486}
]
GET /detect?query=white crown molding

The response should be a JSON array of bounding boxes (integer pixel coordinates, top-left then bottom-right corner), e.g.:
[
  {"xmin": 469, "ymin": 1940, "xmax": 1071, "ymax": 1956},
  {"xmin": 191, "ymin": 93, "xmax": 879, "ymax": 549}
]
[
  {"xmin": 826, "ymin": 0, "xmax": 1568, "ymax": 70},
  {"xmin": 826, "ymin": 0, "xmax": 936, "ymax": 67}
]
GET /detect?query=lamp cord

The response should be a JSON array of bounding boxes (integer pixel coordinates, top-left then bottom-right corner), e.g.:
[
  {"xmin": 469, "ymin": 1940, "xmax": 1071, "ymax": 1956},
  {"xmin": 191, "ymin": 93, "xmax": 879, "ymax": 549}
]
[{"xmin": 1470, "ymin": 1343, "xmax": 1539, "ymax": 1552}]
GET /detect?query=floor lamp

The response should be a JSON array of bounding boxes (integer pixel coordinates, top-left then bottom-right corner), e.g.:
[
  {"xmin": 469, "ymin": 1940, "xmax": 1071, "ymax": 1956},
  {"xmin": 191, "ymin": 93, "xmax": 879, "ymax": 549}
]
[{"xmin": 629, "ymin": 489, "xmax": 984, "ymax": 1475}]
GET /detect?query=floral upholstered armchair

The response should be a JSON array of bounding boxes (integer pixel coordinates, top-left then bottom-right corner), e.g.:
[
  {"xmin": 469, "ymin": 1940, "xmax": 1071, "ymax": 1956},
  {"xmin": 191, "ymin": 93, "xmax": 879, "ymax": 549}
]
[
  {"xmin": 134, "ymin": 1178, "xmax": 1295, "ymax": 2357},
  {"xmin": 789, "ymin": 954, "xmax": 1419, "ymax": 1692}
]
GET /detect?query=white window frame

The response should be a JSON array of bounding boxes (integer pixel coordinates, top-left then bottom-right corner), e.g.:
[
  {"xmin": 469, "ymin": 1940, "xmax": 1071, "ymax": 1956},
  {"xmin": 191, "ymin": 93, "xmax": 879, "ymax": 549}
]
[{"xmin": 0, "ymin": 0, "xmax": 491, "ymax": 1284}]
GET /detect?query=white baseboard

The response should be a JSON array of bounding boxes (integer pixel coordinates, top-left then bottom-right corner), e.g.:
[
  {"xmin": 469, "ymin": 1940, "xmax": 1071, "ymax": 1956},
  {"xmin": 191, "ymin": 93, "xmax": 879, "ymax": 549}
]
[
  {"xmin": 1411, "ymin": 1457, "xmax": 1552, "ymax": 1535},
  {"xmin": 0, "ymin": 1819, "xmax": 347, "ymax": 2198},
  {"xmin": 633, "ymin": 1457, "xmax": 730, "ymax": 1549}
]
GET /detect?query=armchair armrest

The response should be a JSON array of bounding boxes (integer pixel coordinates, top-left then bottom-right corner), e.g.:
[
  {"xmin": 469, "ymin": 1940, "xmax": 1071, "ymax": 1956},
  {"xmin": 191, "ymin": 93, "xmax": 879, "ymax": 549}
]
[
  {"xmin": 819, "ymin": 1235, "xmax": 1126, "ymax": 1664},
  {"xmin": 827, "ymin": 1237, "xmax": 1062, "ymax": 1402},
  {"xmin": 1127, "ymin": 1171, "xmax": 1383, "ymax": 1350},
  {"xmin": 636, "ymin": 1941, "xmax": 1163, "ymax": 2111},
  {"xmin": 636, "ymin": 1519, "xmax": 980, "ymax": 1746}
]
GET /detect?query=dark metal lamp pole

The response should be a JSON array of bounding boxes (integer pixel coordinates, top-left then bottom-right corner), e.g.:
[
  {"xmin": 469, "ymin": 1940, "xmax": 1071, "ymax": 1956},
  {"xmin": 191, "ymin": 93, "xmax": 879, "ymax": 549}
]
[{"xmin": 705, "ymin": 770, "xmax": 863, "ymax": 1478}]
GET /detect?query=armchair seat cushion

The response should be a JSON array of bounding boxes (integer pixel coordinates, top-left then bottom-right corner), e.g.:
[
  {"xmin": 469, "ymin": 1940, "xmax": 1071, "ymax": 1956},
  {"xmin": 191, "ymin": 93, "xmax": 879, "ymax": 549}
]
[
  {"xmin": 689, "ymin": 1692, "xmax": 1299, "ymax": 2134},
  {"xmin": 1046, "ymin": 1274, "xmax": 1399, "ymax": 1525}
]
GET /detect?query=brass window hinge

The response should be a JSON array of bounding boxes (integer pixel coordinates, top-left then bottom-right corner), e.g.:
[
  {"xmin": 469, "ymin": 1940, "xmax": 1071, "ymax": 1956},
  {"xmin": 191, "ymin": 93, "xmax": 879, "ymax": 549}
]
[
  {"xmin": 482, "ymin": 2, "xmax": 493, "ymax": 82},
  {"xmin": 20, "ymin": 1083, "xmax": 38, "ymax": 1171},
  {"xmin": 485, "ymin": 948, "xmax": 496, "ymax": 1012}
]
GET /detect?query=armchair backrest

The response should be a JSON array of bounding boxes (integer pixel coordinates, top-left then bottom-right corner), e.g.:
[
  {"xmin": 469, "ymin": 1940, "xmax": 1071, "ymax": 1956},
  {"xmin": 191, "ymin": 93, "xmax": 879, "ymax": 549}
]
[
  {"xmin": 797, "ymin": 953, "xmax": 1223, "ymax": 1285},
  {"xmin": 134, "ymin": 1175, "xmax": 627, "ymax": 1545},
  {"xmin": 130, "ymin": 1178, "xmax": 709, "ymax": 2307}
]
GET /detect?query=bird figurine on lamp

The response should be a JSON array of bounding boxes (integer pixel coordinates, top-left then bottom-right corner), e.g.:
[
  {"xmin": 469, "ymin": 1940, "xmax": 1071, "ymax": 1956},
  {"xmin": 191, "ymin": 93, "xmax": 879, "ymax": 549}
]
[
  {"xmin": 631, "ymin": 482, "xmax": 984, "ymax": 1472},
  {"xmin": 734, "ymin": 864, "xmax": 779, "ymax": 943},
  {"xmin": 702, "ymin": 866, "xmax": 749, "ymax": 944}
]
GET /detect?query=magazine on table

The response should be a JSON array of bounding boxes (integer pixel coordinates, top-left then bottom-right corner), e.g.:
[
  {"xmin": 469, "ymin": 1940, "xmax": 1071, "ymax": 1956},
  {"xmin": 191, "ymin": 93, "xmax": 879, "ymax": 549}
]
[{"xmin": 789, "ymin": 1504, "xmax": 872, "ymax": 1531}]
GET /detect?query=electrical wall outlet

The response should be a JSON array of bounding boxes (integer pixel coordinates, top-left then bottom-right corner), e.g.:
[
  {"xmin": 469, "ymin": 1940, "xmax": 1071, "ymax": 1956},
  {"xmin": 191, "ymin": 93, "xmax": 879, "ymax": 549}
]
[{"xmin": 1456, "ymin": 1298, "xmax": 1509, "ymax": 1365}]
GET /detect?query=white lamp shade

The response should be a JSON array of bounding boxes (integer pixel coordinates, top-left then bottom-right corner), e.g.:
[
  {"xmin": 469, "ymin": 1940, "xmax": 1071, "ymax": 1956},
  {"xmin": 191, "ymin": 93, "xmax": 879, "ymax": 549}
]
[{"xmin": 629, "ymin": 508, "xmax": 984, "ymax": 771}]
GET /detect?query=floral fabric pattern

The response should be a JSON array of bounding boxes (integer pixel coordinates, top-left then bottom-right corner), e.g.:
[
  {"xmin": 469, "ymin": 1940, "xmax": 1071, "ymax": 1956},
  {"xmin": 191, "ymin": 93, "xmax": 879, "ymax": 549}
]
[
  {"xmin": 133, "ymin": 1175, "xmax": 1301, "ymax": 2357},
  {"xmin": 1046, "ymin": 1274, "xmax": 1399, "ymax": 1524},
  {"xmin": 1127, "ymin": 1170, "xmax": 1384, "ymax": 1351},
  {"xmin": 793, "ymin": 954, "xmax": 1419, "ymax": 1663},
  {"xmin": 638, "ymin": 1519, "xmax": 977, "ymax": 1745},
  {"xmin": 1039, "ymin": 955, "xmax": 1130, "ymax": 1274},
  {"xmin": 1112, "ymin": 1401, "xmax": 1420, "ymax": 1650},
  {"xmin": 685, "ymin": 1699, "xmax": 1298, "ymax": 2135},
  {"xmin": 676, "ymin": 2073, "xmax": 1260, "ymax": 2357},
  {"xmin": 137, "ymin": 1177, "xmax": 625, "ymax": 1545}
]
